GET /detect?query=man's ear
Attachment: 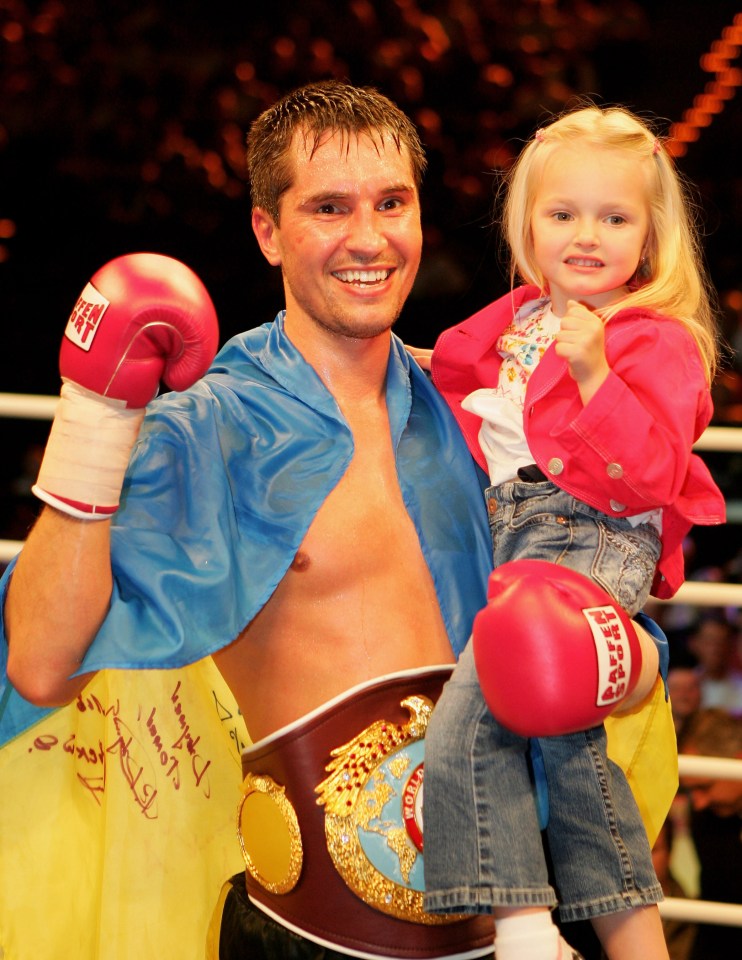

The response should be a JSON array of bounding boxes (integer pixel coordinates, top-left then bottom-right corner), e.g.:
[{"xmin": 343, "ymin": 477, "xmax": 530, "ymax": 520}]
[{"xmin": 252, "ymin": 208, "xmax": 282, "ymax": 266}]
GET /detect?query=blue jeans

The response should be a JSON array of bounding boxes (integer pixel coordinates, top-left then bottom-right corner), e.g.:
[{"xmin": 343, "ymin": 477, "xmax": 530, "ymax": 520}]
[{"xmin": 424, "ymin": 479, "xmax": 664, "ymax": 921}]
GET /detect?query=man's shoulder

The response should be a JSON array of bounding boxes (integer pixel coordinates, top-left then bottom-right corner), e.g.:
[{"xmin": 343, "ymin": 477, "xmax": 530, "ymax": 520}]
[
  {"xmin": 136, "ymin": 323, "xmax": 278, "ymax": 442},
  {"xmin": 210, "ymin": 321, "xmax": 275, "ymax": 377}
]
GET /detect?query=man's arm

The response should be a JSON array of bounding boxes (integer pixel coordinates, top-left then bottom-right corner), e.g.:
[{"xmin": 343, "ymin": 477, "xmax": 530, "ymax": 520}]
[
  {"xmin": 5, "ymin": 509, "xmax": 111, "ymax": 705},
  {"xmin": 4, "ymin": 253, "xmax": 219, "ymax": 707}
]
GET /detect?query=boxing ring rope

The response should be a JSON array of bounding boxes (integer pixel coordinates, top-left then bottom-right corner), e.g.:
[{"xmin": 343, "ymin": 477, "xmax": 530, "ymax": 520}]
[
  {"xmin": 1, "ymin": 394, "xmax": 742, "ymax": 931},
  {"xmin": 0, "ymin": 392, "xmax": 58, "ymax": 420},
  {"xmin": 660, "ymin": 896, "xmax": 742, "ymax": 927}
]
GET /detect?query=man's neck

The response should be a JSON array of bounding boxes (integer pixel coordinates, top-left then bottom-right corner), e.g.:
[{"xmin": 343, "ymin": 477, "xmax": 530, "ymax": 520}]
[{"xmin": 285, "ymin": 317, "xmax": 392, "ymax": 412}]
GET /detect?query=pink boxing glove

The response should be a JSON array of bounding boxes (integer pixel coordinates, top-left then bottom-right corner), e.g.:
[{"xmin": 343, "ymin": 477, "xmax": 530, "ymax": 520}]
[
  {"xmin": 472, "ymin": 559, "xmax": 655, "ymax": 737},
  {"xmin": 61, "ymin": 252, "xmax": 219, "ymax": 407},
  {"xmin": 33, "ymin": 253, "xmax": 219, "ymax": 519}
]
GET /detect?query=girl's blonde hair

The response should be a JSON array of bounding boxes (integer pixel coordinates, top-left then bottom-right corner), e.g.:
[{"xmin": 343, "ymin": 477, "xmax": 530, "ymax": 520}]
[{"xmin": 501, "ymin": 103, "xmax": 719, "ymax": 382}]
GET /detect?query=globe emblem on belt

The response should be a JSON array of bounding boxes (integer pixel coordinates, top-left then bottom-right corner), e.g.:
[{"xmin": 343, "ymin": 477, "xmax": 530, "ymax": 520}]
[
  {"xmin": 354, "ymin": 740, "xmax": 426, "ymax": 892},
  {"xmin": 315, "ymin": 695, "xmax": 461, "ymax": 924}
]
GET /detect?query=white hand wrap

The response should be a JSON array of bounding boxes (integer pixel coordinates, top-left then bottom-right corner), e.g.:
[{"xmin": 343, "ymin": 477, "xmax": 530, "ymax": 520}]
[{"xmin": 33, "ymin": 380, "xmax": 146, "ymax": 520}]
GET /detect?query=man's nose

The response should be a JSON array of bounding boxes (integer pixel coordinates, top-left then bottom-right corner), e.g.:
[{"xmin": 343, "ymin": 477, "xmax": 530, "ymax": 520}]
[{"xmin": 346, "ymin": 208, "xmax": 385, "ymax": 255}]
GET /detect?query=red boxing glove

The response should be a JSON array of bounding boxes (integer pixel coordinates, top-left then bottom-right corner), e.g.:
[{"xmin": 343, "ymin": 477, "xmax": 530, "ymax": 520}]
[
  {"xmin": 34, "ymin": 253, "xmax": 219, "ymax": 519},
  {"xmin": 61, "ymin": 251, "xmax": 219, "ymax": 407},
  {"xmin": 472, "ymin": 559, "xmax": 647, "ymax": 737}
]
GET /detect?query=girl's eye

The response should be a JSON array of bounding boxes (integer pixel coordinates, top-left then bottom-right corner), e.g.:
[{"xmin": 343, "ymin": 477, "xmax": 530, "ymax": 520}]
[
  {"xmin": 607, "ymin": 215, "xmax": 626, "ymax": 225},
  {"xmin": 554, "ymin": 212, "xmax": 572, "ymax": 221}
]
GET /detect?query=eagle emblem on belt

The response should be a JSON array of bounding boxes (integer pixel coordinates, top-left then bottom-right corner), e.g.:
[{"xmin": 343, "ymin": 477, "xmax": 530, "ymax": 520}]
[{"xmin": 315, "ymin": 694, "xmax": 456, "ymax": 924}]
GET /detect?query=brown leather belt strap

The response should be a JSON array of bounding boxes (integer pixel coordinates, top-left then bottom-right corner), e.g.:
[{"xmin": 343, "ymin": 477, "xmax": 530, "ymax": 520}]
[{"xmin": 238, "ymin": 667, "xmax": 494, "ymax": 959}]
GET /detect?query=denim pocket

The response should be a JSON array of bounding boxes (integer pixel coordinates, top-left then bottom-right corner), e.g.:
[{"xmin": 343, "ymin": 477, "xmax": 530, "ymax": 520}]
[
  {"xmin": 589, "ymin": 520, "xmax": 661, "ymax": 616},
  {"xmin": 489, "ymin": 483, "xmax": 574, "ymax": 568}
]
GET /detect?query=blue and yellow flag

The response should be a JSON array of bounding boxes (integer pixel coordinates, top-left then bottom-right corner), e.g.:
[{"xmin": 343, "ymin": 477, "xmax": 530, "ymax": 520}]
[
  {"xmin": 606, "ymin": 675, "xmax": 678, "ymax": 847},
  {"xmin": 0, "ymin": 659, "xmax": 248, "ymax": 960}
]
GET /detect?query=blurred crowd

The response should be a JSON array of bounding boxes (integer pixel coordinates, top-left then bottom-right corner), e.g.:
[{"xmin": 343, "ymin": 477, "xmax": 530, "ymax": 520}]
[
  {"xmin": 1, "ymin": 1, "xmax": 741, "ymax": 389},
  {"xmin": 642, "ymin": 574, "xmax": 742, "ymax": 959}
]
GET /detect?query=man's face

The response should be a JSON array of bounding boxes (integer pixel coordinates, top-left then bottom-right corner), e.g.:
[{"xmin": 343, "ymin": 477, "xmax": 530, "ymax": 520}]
[
  {"xmin": 689, "ymin": 620, "xmax": 733, "ymax": 677},
  {"xmin": 681, "ymin": 751, "xmax": 742, "ymax": 817},
  {"xmin": 252, "ymin": 129, "xmax": 422, "ymax": 345},
  {"xmin": 667, "ymin": 667, "xmax": 701, "ymax": 724}
]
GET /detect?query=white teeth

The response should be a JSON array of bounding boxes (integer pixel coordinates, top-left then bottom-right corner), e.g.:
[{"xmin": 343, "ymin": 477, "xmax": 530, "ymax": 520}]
[
  {"xmin": 333, "ymin": 269, "xmax": 391, "ymax": 284},
  {"xmin": 567, "ymin": 258, "xmax": 602, "ymax": 267}
]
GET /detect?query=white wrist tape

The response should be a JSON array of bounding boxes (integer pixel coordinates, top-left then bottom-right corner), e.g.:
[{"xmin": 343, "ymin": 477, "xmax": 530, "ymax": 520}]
[{"xmin": 33, "ymin": 379, "xmax": 146, "ymax": 520}]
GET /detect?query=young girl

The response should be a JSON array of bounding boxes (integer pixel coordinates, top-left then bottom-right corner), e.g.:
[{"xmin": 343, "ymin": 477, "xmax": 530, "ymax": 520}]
[{"xmin": 420, "ymin": 105, "xmax": 726, "ymax": 960}]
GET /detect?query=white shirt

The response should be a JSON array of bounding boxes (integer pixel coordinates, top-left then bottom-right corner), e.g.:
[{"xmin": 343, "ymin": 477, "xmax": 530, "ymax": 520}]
[{"xmin": 462, "ymin": 300, "xmax": 662, "ymax": 531}]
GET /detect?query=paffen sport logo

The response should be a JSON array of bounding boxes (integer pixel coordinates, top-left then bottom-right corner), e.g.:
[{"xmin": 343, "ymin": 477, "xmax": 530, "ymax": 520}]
[
  {"xmin": 64, "ymin": 282, "xmax": 110, "ymax": 352},
  {"xmin": 583, "ymin": 604, "xmax": 633, "ymax": 706}
]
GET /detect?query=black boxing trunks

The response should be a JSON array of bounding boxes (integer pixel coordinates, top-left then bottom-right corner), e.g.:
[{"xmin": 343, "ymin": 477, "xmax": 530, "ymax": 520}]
[{"xmin": 213, "ymin": 666, "xmax": 494, "ymax": 960}]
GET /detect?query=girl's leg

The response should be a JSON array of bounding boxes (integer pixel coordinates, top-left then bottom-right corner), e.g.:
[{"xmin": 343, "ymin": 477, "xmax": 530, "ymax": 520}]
[
  {"xmin": 591, "ymin": 905, "xmax": 670, "ymax": 960},
  {"xmin": 423, "ymin": 643, "xmax": 555, "ymax": 914}
]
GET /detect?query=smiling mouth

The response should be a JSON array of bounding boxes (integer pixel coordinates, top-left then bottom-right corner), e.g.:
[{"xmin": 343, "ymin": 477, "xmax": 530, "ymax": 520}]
[
  {"xmin": 332, "ymin": 268, "xmax": 392, "ymax": 285},
  {"xmin": 565, "ymin": 257, "xmax": 603, "ymax": 268}
]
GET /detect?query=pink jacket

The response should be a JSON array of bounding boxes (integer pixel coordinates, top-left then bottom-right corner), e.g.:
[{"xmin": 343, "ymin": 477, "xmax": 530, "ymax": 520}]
[{"xmin": 432, "ymin": 285, "xmax": 726, "ymax": 599}]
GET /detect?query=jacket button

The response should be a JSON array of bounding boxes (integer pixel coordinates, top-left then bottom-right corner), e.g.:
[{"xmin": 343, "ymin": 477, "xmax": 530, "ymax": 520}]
[
  {"xmin": 547, "ymin": 457, "xmax": 564, "ymax": 476},
  {"xmin": 606, "ymin": 462, "xmax": 623, "ymax": 479},
  {"xmin": 609, "ymin": 499, "xmax": 626, "ymax": 513}
]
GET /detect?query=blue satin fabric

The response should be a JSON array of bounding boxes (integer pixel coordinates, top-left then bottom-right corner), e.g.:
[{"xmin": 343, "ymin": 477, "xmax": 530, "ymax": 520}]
[{"xmin": 0, "ymin": 313, "xmax": 491, "ymax": 745}]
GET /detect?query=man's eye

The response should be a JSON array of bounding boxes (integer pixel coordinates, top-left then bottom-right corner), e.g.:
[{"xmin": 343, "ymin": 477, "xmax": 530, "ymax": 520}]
[
  {"xmin": 317, "ymin": 203, "xmax": 339, "ymax": 214},
  {"xmin": 379, "ymin": 198, "xmax": 402, "ymax": 211}
]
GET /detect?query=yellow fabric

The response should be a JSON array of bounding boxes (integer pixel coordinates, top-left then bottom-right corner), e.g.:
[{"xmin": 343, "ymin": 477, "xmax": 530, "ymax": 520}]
[
  {"xmin": 205, "ymin": 876, "xmax": 235, "ymax": 960},
  {"xmin": 0, "ymin": 659, "xmax": 248, "ymax": 960},
  {"xmin": 605, "ymin": 676, "xmax": 679, "ymax": 847}
]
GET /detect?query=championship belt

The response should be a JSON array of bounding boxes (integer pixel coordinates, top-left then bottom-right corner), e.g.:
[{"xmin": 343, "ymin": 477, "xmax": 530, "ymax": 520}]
[{"xmin": 237, "ymin": 666, "xmax": 494, "ymax": 959}]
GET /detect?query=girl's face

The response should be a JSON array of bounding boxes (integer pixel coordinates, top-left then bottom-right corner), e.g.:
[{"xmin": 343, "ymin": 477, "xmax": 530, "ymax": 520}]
[{"xmin": 530, "ymin": 144, "xmax": 650, "ymax": 315}]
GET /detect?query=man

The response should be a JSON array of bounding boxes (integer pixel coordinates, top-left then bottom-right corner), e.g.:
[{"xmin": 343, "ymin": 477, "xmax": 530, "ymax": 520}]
[
  {"xmin": 2, "ymin": 81, "xmax": 495, "ymax": 958},
  {"xmin": 666, "ymin": 655, "xmax": 702, "ymax": 735},
  {"xmin": 679, "ymin": 708, "xmax": 742, "ymax": 960},
  {"xmin": 687, "ymin": 616, "xmax": 742, "ymax": 714}
]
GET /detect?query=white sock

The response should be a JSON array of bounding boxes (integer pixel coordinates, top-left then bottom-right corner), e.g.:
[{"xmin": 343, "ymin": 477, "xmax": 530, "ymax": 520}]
[{"xmin": 494, "ymin": 911, "xmax": 575, "ymax": 960}]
